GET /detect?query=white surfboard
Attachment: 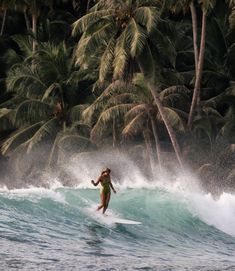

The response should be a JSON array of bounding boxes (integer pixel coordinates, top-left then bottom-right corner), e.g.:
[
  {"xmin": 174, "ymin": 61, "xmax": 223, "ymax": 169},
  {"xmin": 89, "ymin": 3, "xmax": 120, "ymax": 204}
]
[
  {"xmin": 103, "ymin": 215, "xmax": 141, "ymax": 225},
  {"xmin": 85, "ymin": 207, "xmax": 141, "ymax": 225}
]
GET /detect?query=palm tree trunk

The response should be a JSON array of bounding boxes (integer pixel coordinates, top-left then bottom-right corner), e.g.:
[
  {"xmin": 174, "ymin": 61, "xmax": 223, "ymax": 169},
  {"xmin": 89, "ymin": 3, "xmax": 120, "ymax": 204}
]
[
  {"xmin": 143, "ymin": 130, "xmax": 154, "ymax": 178},
  {"xmin": 150, "ymin": 115, "xmax": 162, "ymax": 170},
  {"xmin": 32, "ymin": 13, "xmax": 37, "ymax": 54},
  {"xmin": 147, "ymin": 83, "xmax": 183, "ymax": 168},
  {"xmin": 190, "ymin": 2, "xmax": 199, "ymax": 75},
  {"xmin": 188, "ymin": 11, "xmax": 207, "ymax": 128},
  {"xmin": 138, "ymin": 61, "xmax": 183, "ymax": 167},
  {"xmin": 0, "ymin": 9, "xmax": 7, "ymax": 36}
]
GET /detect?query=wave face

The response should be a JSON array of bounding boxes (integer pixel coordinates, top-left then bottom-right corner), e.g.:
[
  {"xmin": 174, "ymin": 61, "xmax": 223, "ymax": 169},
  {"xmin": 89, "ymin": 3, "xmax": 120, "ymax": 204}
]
[{"xmin": 0, "ymin": 184, "xmax": 235, "ymax": 271}]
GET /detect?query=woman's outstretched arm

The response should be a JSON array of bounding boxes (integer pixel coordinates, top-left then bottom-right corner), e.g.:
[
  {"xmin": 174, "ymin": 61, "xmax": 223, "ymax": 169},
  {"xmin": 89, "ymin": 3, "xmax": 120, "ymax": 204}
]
[{"xmin": 91, "ymin": 176, "xmax": 102, "ymax": 186}]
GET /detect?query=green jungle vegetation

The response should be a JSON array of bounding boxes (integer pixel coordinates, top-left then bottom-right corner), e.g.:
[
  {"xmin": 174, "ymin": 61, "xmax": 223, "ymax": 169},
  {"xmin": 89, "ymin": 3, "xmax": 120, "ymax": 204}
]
[{"xmin": 0, "ymin": 0, "xmax": 235, "ymax": 193}]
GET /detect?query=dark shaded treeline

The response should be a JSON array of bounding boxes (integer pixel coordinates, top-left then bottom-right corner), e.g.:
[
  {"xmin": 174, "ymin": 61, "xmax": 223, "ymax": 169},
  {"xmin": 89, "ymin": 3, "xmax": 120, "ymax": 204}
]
[{"xmin": 0, "ymin": 0, "xmax": 235, "ymax": 194}]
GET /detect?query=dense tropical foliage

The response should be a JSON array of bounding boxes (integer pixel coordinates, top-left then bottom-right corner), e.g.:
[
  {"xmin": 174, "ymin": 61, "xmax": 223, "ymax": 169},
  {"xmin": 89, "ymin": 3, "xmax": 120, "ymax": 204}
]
[{"xmin": 1, "ymin": 0, "xmax": 235, "ymax": 192}]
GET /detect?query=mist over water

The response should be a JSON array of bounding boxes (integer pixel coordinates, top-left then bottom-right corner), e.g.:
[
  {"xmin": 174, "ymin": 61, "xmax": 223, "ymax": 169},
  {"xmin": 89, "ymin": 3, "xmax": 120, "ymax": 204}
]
[{"xmin": 1, "ymin": 150, "xmax": 235, "ymax": 270}]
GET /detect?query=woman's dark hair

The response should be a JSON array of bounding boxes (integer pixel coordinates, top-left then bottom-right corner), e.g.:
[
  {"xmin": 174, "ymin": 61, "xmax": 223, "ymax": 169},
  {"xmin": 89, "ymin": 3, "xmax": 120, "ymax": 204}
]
[{"xmin": 102, "ymin": 168, "xmax": 111, "ymax": 174}]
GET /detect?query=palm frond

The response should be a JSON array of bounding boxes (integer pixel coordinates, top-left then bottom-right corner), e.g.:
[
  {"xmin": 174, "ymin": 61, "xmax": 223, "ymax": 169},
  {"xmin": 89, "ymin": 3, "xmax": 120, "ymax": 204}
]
[
  {"xmin": 99, "ymin": 36, "xmax": 116, "ymax": 83},
  {"xmin": 160, "ymin": 85, "xmax": 190, "ymax": 110},
  {"xmin": 12, "ymin": 35, "xmax": 33, "ymax": 58},
  {"xmin": 107, "ymin": 93, "xmax": 139, "ymax": 106},
  {"xmin": 6, "ymin": 64, "xmax": 47, "ymax": 97},
  {"xmin": 14, "ymin": 100, "xmax": 54, "ymax": 127},
  {"xmin": 160, "ymin": 107, "xmax": 186, "ymax": 132},
  {"xmin": 134, "ymin": 6, "xmax": 157, "ymax": 33},
  {"xmin": 160, "ymin": 85, "xmax": 191, "ymax": 98},
  {"xmin": 83, "ymin": 22, "xmax": 115, "ymax": 57},
  {"xmin": 69, "ymin": 104, "xmax": 89, "ymax": 122},
  {"xmin": 74, "ymin": 35, "xmax": 91, "ymax": 67},
  {"xmin": 58, "ymin": 134, "xmax": 91, "ymax": 152},
  {"xmin": 125, "ymin": 104, "xmax": 149, "ymax": 121},
  {"xmin": 113, "ymin": 28, "xmax": 129, "ymax": 80},
  {"xmin": 123, "ymin": 111, "xmax": 147, "ymax": 137},
  {"xmin": 91, "ymin": 104, "xmax": 133, "ymax": 139},
  {"xmin": 1, "ymin": 122, "xmax": 43, "ymax": 155},
  {"xmin": 72, "ymin": 10, "xmax": 113, "ymax": 35},
  {"xmin": 68, "ymin": 69, "xmax": 95, "ymax": 85},
  {"xmin": 128, "ymin": 18, "xmax": 147, "ymax": 57},
  {"xmin": 36, "ymin": 42, "xmax": 69, "ymax": 80},
  {"xmin": 41, "ymin": 83, "xmax": 60, "ymax": 101},
  {"xmin": 26, "ymin": 118, "xmax": 60, "ymax": 153},
  {"xmin": 82, "ymin": 80, "xmax": 126, "ymax": 122}
]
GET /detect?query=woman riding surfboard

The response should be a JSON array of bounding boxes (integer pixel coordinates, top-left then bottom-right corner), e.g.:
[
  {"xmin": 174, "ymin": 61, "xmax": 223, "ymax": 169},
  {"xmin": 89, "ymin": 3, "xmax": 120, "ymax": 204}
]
[{"xmin": 91, "ymin": 168, "xmax": 116, "ymax": 214}]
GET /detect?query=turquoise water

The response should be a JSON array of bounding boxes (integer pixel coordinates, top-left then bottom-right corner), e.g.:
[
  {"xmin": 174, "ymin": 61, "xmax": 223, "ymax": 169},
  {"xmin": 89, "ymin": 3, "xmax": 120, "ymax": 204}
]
[{"xmin": 0, "ymin": 185, "xmax": 235, "ymax": 270}]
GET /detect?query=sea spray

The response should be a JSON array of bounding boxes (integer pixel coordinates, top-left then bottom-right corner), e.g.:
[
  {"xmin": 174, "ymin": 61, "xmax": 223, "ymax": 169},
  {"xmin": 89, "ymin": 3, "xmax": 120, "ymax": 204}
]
[{"xmin": 186, "ymin": 192, "xmax": 235, "ymax": 237}]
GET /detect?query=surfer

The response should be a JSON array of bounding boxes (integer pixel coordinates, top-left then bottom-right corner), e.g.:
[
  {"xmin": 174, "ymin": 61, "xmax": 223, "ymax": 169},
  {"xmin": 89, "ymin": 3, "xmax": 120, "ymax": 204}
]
[{"xmin": 91, "ymin": 168, "xmax": 116, "ymax": 214}]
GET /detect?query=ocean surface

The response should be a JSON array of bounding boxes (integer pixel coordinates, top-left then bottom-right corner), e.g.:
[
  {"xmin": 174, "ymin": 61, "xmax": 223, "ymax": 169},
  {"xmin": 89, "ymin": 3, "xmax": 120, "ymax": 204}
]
[{"xmin": 0, "ymin": 179, "xmax": 235, "ymax": 271}]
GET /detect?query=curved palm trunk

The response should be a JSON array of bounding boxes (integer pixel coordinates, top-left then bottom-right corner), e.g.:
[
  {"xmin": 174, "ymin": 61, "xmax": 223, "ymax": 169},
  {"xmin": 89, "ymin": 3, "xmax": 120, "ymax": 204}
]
[
  {"xmin": 143, "ymin": 130, "xmax": 154, "ymax": 178},
  {"xmin": 188, "ymin": 11, "xmax": 207, "ymax": 128},
  {"xmin": 150, "ymin": 115, "xmax": 162, "ymax": 170},
  {"xmin": 190, "ymin": 2, "xmax": 199, "ymax": 74},
  {"xmin": 138, "ymin": 60, "xmax": 183, "ymax": 167},
  {"xmin": 147, "ymin": 83, "xmax": 183, "ymax": 168},
  {"xmin": 0, "ymin": 9, "xmax": 7, "ymax": 36}
]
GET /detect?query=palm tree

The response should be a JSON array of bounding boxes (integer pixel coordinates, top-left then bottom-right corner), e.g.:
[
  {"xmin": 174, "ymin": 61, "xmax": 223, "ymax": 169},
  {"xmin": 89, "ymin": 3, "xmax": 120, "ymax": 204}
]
[
  {"xmin": 0, "ymin": 39, "xmax": 92, "ymax": 168},
  {"xmin": 0, "ymin": 98, "xmax": 91, "ymax": 168},
  {"xmin": 82, "ymin": 75, "xmax": 189, "ymax": 167},
  {"xmin": 82, "ymin": 80, "xmax": 159, "ymax": 167},
  {"xmin": 123, "ymin": 77, "xmax": 189, "ymax": 168},
  {"xmin": 166, "ymin": 0, "xmax": 229, "ymax": 129},
  {"xmin": 72, "ymin": 0, "xmax": 185, "ymax": 166}
]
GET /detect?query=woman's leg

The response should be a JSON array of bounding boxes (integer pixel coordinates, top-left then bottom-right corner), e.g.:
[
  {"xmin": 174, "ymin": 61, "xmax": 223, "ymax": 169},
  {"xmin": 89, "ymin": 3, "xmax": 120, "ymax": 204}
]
[
  {"xmin": 97, "ymin": 192, "xmax": 106, "ymax": 211},
  {"xmin": 103, "ymin": 192, "xmax": 110, "ymax": 214}
]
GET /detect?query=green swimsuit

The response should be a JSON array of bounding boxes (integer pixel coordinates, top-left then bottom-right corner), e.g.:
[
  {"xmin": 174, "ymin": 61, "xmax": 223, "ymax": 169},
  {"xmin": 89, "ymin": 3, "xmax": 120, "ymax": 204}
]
[{"xmin": 100, "ymin": 177, "xmax": 111, "ymax": 196}]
